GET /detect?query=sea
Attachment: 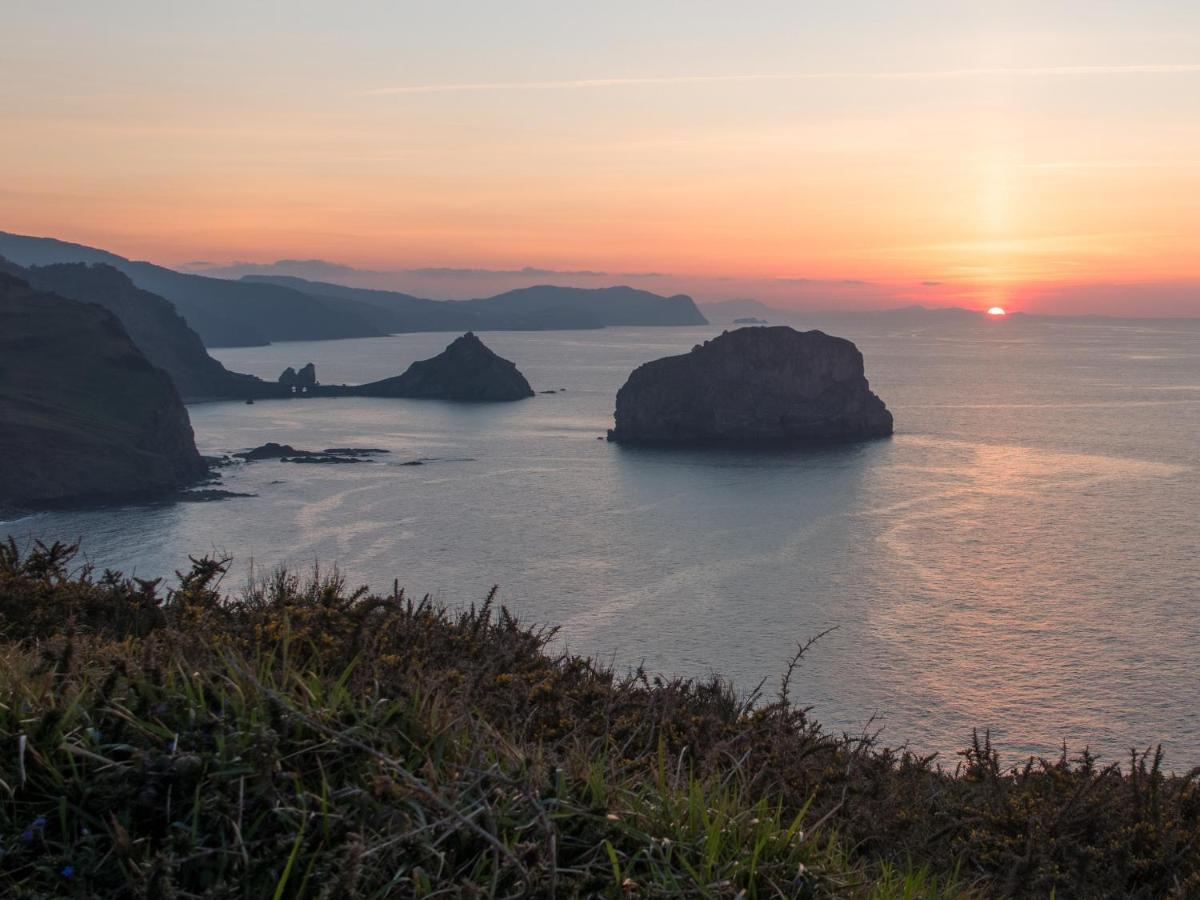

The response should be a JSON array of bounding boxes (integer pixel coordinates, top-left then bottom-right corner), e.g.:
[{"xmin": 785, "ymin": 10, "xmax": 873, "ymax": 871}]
[{"xmin": 7, "ymin": 313, "xmax": 1200, "ymax": 767}]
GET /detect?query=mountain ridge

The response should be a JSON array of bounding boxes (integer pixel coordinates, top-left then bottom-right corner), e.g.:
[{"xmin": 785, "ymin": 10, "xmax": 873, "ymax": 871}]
[{"xmin": 0, "ymin": 232, "xmax": 708, "ymax": 346}]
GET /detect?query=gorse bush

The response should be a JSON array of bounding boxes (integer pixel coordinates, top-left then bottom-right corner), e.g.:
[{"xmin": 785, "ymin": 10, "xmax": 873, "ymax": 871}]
[{"xmin": 0, "ymin": 539, "xmax": 1197, "ymax": 897}]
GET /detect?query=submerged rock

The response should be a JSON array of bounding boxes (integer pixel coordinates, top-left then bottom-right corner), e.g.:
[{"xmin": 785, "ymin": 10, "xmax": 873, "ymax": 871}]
[
  {"xmin": 354, "ymin": 332, "xmax": 534, "ymax": 401},
  {"xmin": 607, "ymin": 326, "xmax": 893, "ymax": 444}
]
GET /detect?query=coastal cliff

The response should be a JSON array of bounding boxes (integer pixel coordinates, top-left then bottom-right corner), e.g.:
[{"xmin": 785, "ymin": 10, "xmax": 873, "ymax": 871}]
[
  {"xmin": 4, "ymin": 260, "xmax": 271, "ymax": 400},
  {"xmin": 608, "ymin": 326, "xmax": 893, "ymax": 443},
  {"xmin": 0, "ymin": 273, "xmax": 207, "ymax": 510}
]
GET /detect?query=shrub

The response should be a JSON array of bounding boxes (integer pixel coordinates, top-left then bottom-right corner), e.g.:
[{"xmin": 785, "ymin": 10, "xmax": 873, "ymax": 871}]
[{"xmin": 0, "ymin": 540, "xmax": 1195, "ymax": 897}]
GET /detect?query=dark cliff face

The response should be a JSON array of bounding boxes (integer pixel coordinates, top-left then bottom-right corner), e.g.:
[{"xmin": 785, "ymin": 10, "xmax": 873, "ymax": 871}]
[
  {"xmin": 0, "ymin": 273, "xmax": 207, "ymax": 510},
  {"xmin": 0, "ymin": 231, "xmax": 384, "ymax": 348},
  {"xmin": 607, "ymin": 326, "xmax": 893, "ymax": 444},
  {"xmin": 10, "ymin": 261, "xmax": 269, "ymax": 400},
  {"xmin": 355, "ymin": 332, "xmax": 534, "ymax": 401}
]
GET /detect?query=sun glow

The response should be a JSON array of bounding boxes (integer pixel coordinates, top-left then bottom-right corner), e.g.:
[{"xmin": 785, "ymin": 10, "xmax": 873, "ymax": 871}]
[{"xmin": 987, "ymin": 306, "xmax": 1008, "ymax": 317}]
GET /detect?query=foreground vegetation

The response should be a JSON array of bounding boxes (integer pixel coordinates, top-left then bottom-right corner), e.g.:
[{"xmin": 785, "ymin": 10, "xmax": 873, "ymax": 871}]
[{"xmin": 0, "ymin": 541, "xmax": 1197, "ymax": 897}]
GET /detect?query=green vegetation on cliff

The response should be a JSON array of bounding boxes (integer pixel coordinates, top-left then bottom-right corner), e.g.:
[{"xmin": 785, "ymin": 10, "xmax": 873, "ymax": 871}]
[{"xmin": 0, "ymin": 541, "xmax": 1196, "ymax": 897}]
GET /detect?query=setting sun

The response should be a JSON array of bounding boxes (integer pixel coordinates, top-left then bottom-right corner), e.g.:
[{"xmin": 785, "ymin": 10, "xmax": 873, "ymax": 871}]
[{"xmin": 987, "ymin": 306, "xmax": 1007, "ymax": 317}]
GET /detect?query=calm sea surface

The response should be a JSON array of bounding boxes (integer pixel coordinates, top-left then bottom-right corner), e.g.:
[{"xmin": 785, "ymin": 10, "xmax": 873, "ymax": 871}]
[{"xmin": 7, "ymin": 315, "xmax": 1200, "ymax": 766}]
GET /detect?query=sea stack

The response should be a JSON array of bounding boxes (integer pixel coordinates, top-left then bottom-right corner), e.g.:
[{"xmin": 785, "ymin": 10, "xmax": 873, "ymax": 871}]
[
  {"xmin": 607, "ymin": 326, "xmax": 893, "ymax": 444},
  {"xmin": 0, "ymin": 272, "xmax": 208, "ymax": 510},
  {"xmin": 355, "ymin": 332, "xmax": 534, "ymax": 401}
]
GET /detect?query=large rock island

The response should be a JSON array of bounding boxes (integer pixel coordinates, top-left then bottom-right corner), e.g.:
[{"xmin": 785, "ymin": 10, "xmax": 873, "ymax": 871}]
[
  {"xmin": 341, "ymin": 332, "xmax": 535, "ymax": 401},
  {"xmin": 0, "ymin": 272, "xmax": 207, "ymax": 510},
  {"xmin": 607, "ymin": 326, "xmax": 893, "ymax": 444}
]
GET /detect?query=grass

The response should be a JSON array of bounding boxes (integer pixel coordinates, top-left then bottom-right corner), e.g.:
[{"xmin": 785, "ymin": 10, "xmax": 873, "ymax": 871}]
[{"xmin": 0, "ymin": 539, "xmax": 1197, "ymax": 897}]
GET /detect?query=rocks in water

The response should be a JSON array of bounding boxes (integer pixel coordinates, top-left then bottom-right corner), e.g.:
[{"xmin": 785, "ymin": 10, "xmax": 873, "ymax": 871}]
[
  {"xmin": 278, "ymin": 363, "xmax": 317, "ymax": 391},
  {"xmin": 235, "ymin": 443, "xmax": 386, "ymax": 463},
  {"xmin": 234, "ymin": 442, "xmax": 299, "ymax": 460},
  {"xmin": 283, "ymin": 454, "xmax": 363, "ymax": 464},
  {"xmin": 322, "ymin": 448, "xmax": 389, "ymax": 456},
  {"xmin": 177, "ymin": 488, "xmax": 257, "ymax": 502},
  {"xmin": 354, "ymin": 332, "xmax": 534, "ymax": 401},
  {"xmin": 0, "ymin": 272, "xmax": 208, "ymax": 509},
  {"xmin": 607, "ymin": 326, "xmax": 893, "ymax": 444}
]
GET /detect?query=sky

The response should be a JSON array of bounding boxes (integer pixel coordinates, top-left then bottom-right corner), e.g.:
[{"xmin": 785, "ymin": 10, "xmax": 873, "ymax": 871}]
[{"xmin": 3, "ymin": 1, "xmax": 1199, "ymax": 314}]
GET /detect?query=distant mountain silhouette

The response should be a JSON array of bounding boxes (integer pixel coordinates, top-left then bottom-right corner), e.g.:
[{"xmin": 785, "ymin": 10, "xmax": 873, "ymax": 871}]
[
  {"xmin": 0, "ymin": 232, "xmax": 383, "ymax": 347},
  {"xmin": 459, "ymin": 284, "xmax": 707, "ymax": 327},
  {"xmin": 248, "ymin": 276, "xmax": 708, "ymax": 329},
  {"xmin": 699, "ymin": 298, "xmax": 783, "ymax": 321},
  {"xmin": 242, "ymin": 275, "xmax": 584, "ymax": 331},
  {"xmin": 0, "ymin": 232, "xmax": 708, "ymax": 344},
  {"xmin": 1, "ymin": 259, "xmax": 270, "ymax": 400}
]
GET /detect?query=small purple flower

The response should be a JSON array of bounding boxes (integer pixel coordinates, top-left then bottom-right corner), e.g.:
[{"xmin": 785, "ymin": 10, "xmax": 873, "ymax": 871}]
[
  {"xmin": 19, "ymin": 830, "xmax": 33, "ymax": 844},
  {"xmin": 61, "ymin": 865, "xmax": 74, "ymax": 878},
  {"xmin": 32, "ymin": 816, "xmax": 46, "ymax": 829}
]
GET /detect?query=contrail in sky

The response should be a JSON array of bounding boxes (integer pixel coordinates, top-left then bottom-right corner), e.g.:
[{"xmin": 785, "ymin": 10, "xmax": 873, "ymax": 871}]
[{"xmin": 365, "ymin": 64, "xmax": 1200, "ymax": 95}]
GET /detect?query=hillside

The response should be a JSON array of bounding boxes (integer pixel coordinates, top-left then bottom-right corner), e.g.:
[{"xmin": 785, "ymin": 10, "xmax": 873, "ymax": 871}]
[
  {"xmin": 459, "ymin": 284, "xmax": 708, "ymax": 326},
  {"xmin": 248, "ymin": 276, "xmax": 707, "ymax": 329},
  {"xmin": 0, "ymin": 543, "xmax": 1195, "ymax": 897},
  {"xmin": 4, "ymin": 260, "xmax": 269, "ymax": 400},
  {"xmin": 0, "ymin": 233, "xmax": 709, "ymax": 345},
  {"xmin": 0, "ymin": 232, "xmax": 384, "ymax": 347},
  {"xmin": 244, "ymin": 274, "xmax": 600, "ymax": 331},
  {"xmin": 0, "ymin": 273, "xmax": 207, "ymax": 510}
]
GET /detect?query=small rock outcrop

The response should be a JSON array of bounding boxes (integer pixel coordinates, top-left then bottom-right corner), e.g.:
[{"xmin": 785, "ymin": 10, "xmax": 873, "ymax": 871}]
[
  {"xmin": 607, "ymin": 326, "xmax": 893, "ymax": 444},
  {"xmin": 355, "ymin": 333, "xmax": 534, "ymax": 401},
  {"xmin": 278, "ymin": 363, "xmax": 317, "ymax": 391},
  {"xmin": 0, "ymin": 272, "xmax": 208, "ymax": 510},
  {"xmin": 234, "ymin": 444, "xmax": 388, "ymax": 462},
  {"xmin": 235, "ymin": 442, "xmax": 300, "ymax": 460}
]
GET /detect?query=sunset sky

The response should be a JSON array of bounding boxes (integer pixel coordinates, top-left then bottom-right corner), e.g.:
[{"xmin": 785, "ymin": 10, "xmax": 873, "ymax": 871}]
[{"xmin": 4, "ymin": 2, "xmax": 1199, "ymax": 314}]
